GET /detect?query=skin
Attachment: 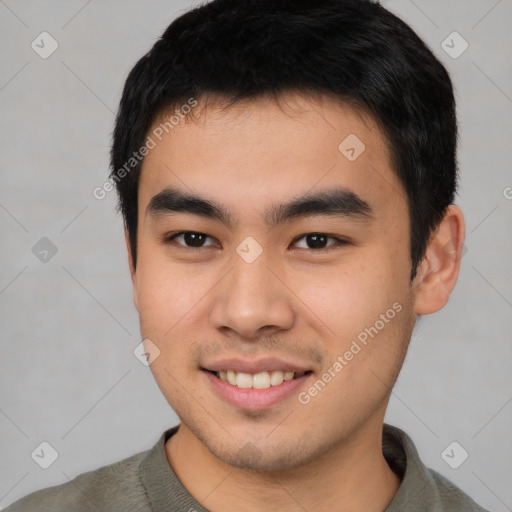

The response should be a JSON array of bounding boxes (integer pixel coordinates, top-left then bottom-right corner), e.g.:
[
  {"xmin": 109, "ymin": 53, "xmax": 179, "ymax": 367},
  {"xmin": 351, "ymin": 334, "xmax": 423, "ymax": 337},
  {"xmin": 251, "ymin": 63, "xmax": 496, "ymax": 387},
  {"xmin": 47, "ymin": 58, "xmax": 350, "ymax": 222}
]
[{"xmin": 127, "ymin": 91, "xmax": 465, "ymax": 512}]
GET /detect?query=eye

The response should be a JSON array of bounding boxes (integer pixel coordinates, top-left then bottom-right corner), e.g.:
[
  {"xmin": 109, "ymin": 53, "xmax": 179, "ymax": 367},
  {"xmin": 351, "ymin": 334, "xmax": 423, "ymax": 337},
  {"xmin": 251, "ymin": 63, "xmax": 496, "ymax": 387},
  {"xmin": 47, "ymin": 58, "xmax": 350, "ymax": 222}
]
[
  {"xmin": 164, "ymin": 231, "xmax": 347, "ymax": 251},
  {"xmin": 165, "ymin": 231, "xmax": 218, "ymax": 248},
  {"xmin": 292, "ymin": 233, "xmax": 346, "ymax": 251}
]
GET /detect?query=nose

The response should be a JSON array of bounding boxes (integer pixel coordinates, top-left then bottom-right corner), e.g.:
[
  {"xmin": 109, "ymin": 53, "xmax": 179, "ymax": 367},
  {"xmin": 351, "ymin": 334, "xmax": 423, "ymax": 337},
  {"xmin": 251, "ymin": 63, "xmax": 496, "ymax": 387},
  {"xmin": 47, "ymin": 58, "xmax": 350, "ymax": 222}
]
[{"xmin": 209, "ymin": 248, "xmax": 295, "ymax": 340}]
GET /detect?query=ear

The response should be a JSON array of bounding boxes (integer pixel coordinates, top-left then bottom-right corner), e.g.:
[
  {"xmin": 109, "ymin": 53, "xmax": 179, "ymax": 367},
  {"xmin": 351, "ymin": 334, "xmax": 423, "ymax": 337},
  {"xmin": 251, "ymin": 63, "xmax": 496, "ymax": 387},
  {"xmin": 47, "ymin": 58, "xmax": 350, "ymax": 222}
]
[
  {"xmin": 412, "ymin": 205, "xmax": 465, "ymax": 315},
  {"xmin": 124, "ymin": 230, "xmax": 139, "ymax": 311}
]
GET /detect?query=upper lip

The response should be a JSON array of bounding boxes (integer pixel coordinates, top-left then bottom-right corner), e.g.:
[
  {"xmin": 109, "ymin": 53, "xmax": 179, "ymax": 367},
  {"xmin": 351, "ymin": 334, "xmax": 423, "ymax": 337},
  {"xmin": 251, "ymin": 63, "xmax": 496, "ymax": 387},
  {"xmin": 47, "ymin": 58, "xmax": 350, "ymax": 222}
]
[{"xmin": 202, "ymin": 357, "xmax": 313, "ymax": 374}]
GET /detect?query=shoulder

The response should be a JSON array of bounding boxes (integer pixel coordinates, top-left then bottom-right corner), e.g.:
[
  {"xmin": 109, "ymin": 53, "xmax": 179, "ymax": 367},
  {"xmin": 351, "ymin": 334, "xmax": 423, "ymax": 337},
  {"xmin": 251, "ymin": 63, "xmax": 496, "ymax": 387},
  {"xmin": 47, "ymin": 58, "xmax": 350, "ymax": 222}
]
[
  {"xmin": 3, "ymin": 450, "xmax": 151, "ymax": 512},
  {"xmin": 426, "ymin": 468, "xmax": 491, "ymax": 512},
  {"xmin": 383, "ymin": 424, "xmax": 491, "ymax": 512}
]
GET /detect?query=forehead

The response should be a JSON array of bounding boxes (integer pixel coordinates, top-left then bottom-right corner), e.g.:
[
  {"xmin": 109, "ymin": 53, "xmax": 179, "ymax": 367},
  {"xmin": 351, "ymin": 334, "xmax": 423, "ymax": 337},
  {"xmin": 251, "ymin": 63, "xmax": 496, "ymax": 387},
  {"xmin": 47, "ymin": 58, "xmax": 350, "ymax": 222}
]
[{"xmin": 138, "ymin": 92, "xmax": 404, "ymax": 223}]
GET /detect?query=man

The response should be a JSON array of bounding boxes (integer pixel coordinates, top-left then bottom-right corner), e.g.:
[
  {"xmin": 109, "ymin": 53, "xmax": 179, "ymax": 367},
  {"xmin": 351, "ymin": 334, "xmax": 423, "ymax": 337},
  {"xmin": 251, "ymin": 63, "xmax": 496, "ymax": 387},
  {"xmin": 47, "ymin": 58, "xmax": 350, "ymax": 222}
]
[{"xmin": 5, "ymin": 0, "xmax": 490, "ymax": 510}]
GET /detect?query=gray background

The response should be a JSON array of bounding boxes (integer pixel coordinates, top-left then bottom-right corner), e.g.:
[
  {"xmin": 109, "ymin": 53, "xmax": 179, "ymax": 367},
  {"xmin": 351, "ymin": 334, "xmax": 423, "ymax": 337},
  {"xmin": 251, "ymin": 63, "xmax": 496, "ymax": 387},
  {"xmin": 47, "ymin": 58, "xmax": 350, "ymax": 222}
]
[{"xmin": 0, "ymin": 0, "xmax": 511, "ymax": 510}]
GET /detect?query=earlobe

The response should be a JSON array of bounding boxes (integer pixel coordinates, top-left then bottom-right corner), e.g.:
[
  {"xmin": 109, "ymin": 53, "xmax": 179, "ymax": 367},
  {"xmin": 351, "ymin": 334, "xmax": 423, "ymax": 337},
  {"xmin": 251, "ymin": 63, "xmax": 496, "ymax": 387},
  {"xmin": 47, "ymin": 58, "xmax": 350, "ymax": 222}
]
[
  {"xmin": 124, "ymin": 230, "xmax": 139, "ymax": 311},
  {"xmin": 413, "ymin": 205, "xmax": 465, "ymax": 315}
]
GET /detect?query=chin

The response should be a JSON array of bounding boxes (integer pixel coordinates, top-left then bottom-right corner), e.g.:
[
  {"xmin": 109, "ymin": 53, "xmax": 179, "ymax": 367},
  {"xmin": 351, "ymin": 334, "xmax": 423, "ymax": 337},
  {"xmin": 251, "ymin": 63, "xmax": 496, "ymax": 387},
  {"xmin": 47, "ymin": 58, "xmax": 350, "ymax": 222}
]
[{"xmin": 201, "ymin": 434, "xmax": 320, "ymax": 472}]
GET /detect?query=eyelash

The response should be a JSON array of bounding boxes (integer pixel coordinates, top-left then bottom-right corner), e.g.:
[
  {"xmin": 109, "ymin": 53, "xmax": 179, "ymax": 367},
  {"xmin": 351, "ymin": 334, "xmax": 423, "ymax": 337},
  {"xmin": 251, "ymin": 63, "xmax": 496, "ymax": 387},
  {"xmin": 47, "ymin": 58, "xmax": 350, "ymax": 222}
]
[{"xmin": 163, "ymin": 231, "xmax": 348, "ymax": 252}]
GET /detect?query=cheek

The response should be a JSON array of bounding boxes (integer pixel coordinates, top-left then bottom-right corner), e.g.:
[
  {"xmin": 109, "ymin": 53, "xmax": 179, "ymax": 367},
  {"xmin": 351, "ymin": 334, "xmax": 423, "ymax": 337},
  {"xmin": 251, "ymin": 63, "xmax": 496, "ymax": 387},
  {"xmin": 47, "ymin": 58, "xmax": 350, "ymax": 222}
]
[
  {"xmin": 136, "ymin": 249, "xmax": 208, "ymax": 323},
  {"xmin": 291, "ymin": 256, "xmax": 402, "ymax": 341},
  {"xmin": 135, "ymin": 258, "xmax": 208, "ymax": 389},
  {"xmin": 293, "ymin": 254, "xmax": 413, "ymax": 399},
  {"xmin": 134, "ymin": 265, "xmax": 214, "ymax": 379}
]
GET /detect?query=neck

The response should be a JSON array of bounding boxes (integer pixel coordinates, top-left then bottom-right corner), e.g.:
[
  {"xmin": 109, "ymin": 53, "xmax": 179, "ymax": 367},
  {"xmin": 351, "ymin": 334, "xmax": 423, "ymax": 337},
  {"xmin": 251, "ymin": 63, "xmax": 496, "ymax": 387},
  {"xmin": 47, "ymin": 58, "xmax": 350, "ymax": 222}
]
[{"xmin": 165, "ymin": 419, "xmax": 401, "ymax": 512}]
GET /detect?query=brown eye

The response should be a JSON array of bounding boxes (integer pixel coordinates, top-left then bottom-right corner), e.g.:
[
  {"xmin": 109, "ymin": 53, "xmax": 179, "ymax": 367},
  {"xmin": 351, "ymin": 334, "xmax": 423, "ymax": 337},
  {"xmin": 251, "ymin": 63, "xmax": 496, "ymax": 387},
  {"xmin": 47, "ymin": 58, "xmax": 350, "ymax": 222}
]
[
  {"xmin": 292, "ymin": 233, "xmax": 345, "ymax": 250},
  {"xmin": 166, "ymin": 231, "xmax": 217, "ymax": 248}
]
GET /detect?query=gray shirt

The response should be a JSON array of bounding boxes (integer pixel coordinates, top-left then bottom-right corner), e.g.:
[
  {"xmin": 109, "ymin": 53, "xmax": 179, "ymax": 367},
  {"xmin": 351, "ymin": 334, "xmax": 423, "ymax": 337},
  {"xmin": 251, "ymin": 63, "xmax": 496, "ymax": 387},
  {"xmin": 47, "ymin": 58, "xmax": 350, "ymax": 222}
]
[{"xmin": 3, "ymin": 423, "xmax": 490, "ymax": 511}]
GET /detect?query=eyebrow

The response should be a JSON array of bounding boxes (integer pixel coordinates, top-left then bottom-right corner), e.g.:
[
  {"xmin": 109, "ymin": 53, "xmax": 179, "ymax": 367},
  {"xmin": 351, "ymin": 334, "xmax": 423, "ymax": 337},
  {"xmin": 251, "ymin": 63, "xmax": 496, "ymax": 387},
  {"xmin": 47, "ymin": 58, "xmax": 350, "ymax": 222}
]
[{"xmin": 146, "ymin": 186, "xmax": 374, "ymax": 227}]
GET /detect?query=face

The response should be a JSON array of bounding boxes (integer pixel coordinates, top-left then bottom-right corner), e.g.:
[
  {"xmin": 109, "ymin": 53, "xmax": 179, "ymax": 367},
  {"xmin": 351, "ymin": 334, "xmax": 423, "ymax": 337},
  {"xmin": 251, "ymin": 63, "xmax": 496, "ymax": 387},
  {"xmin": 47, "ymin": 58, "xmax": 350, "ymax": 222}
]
[{"xmin": 131, "ymin": 92, "xmax": 418, "ymax": 471}]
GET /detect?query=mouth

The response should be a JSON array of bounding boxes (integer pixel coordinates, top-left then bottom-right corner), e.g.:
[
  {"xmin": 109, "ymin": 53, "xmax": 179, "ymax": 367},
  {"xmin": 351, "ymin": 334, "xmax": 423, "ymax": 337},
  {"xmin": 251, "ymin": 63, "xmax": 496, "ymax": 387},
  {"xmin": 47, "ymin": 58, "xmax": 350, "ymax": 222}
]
[
  {"xmin": 206, "ymin": 369, "xmax": 312, "ymax": 389},
  {"xmin": 202, "ymin": 367, "xmax": 314, "ymax": 410}
]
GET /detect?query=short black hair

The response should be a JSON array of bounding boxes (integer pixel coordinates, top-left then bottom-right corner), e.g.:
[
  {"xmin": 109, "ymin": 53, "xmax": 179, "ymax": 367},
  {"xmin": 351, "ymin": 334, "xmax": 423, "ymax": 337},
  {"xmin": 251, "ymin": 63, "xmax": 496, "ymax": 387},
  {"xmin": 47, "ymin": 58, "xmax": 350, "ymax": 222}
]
[{"xmin": 110, "ymin": 0, "xmax": 458, "ymax": 280}]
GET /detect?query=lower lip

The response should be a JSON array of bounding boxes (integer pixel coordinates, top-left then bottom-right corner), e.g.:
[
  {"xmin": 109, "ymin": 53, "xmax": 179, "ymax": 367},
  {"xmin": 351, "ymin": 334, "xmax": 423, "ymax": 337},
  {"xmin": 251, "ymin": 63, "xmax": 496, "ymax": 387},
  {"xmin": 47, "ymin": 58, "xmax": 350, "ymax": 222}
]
[{"xmin": 204, "ymin": 371, "xmax": 312, "ymax": 410}]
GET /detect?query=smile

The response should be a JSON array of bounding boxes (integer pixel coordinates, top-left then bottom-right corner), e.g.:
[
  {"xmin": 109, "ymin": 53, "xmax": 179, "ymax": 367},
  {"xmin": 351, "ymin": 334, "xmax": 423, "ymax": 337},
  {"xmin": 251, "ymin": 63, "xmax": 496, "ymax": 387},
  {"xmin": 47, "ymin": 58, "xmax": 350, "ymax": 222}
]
[
  {"xmin": 203, "ymin": 368, "xmax": 314, "ymax": 410},
  {"xmin": 213, "ymin": 370, "xmax": 308, "ymax": 389}
]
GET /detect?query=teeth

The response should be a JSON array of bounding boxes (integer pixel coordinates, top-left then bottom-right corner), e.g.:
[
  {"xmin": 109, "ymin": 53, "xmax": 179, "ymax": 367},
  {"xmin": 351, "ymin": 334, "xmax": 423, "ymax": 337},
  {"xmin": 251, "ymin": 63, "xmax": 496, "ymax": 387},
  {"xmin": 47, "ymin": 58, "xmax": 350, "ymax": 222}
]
[
  {"xmin": 227, "ymin": 370, "xmax": 237, "ymax": 386},
  {"xmin": 236, "ymin": 372, "xmax": 253, "ymax": 388},
  {"xmin": 253, "ymin": 371, "xmax": 271, "ymax": 389},
  {"xmin": 216, "ymin": 370, "xmax": 307, "ymax": 388},
  {"xmin": 270, "ymin": 371, "xmax": 284, "ymax": 386}
]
